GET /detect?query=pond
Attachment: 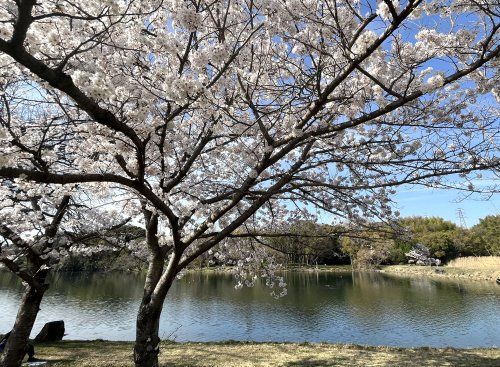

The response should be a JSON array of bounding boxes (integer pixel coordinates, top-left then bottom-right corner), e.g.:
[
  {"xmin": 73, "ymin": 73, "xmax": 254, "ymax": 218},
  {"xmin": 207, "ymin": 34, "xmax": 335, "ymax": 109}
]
[{"xmin": 0, "ymin": 270, "xmax": 499, "ymax": 348}]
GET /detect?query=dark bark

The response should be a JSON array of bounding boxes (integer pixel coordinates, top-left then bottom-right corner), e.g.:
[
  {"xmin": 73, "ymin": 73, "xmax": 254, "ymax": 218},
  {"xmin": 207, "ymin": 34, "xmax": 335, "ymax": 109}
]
[
  {"xmin": 0, "ymin": 284, "xmax": 46, "ymax": 367},
  {"xmin": 134, "ymin": 301, "xmax": 162, "ymax": 367},
  {"xmin": 133, "ymin": 206, "xmax": 184, "ymax": 367},
  {"xmin": 134, "ymin": 210, "xmax": 164, "ymax": 367},
  {"xmin": 133, "ymin": 260, "xmax": 179, "ymax": 367},
  {"xmin": 134, "ymin": 269, "xmax": 164, "ymax": 367},
  {"xmin": 0, "ymin": 197, "xmax": 68, "ymax": 367}
]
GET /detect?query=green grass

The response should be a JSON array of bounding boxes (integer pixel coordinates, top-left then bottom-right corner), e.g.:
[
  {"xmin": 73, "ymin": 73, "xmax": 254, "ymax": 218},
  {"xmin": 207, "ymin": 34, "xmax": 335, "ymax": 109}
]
[{"xmin": 31, "ymin": 340, "xmax": 500, "ymax": 367}]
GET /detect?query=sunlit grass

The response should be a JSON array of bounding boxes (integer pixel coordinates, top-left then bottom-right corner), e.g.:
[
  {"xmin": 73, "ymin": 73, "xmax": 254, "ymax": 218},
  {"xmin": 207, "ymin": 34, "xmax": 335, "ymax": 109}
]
[
  {"xmin": 33, "ymin": 341, "xmax": 500, "ymax": 367},
  {"xmin": 380, "ymin": 263, "xmax": 500, "ymax": 282},
  {"xmin": 447, "ymin": 256, "xmax": 500, "ymax": 269}
]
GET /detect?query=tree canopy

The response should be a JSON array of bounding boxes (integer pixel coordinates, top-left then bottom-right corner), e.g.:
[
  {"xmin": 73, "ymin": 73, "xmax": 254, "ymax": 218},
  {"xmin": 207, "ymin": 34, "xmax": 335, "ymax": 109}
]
[{"xmin": 0, "ymin": 1, "xmax": 498, "ymax": 366}]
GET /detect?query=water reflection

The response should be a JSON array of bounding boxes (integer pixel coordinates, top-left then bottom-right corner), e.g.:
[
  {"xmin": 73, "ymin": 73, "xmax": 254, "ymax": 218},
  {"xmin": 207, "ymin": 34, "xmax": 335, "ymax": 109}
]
[{"xmin": 0, "ymin": 270, "xmax": 498, "ymax": 347}]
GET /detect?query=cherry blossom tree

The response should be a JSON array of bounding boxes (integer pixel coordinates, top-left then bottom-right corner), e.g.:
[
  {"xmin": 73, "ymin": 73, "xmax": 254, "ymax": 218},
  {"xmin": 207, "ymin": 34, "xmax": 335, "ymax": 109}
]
[
  {"xmin": 0, "ymin": 1, "xmax": 498, "ymax": 366},
  {"xmin": 0, "ymin": 188, "xmax": 70, "ymax": 367},
  {"xmin": 0, "ymin": 181, "xmax": 133, "ymax": 367},
  {"xmin": 0, "ymin": 68, "xmax": 138, "ymax": 366}
]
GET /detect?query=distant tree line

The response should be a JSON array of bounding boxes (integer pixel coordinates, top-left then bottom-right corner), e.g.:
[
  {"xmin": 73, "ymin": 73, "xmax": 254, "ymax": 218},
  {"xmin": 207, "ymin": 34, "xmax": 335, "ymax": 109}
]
[
  {"xmin": 393, "ymin": 215, "xmax": 499, "ymax": 262},
  {"xmin": 260, "ymin": 215, "xmax": 500, "ymax": 269},
  {"xmin": 54, "ymin": 215, "xmax": 499, "ymax": 272}
]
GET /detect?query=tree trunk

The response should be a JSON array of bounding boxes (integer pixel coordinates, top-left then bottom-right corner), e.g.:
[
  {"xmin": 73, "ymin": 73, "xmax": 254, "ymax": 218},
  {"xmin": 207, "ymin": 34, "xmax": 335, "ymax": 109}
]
[
  {"xmin": 133, "ymin": 259, "xmax": 178, "ymax": 367},
  {"xmin": 133, "ymin": 208, "xmax": 181, "ymax": 367},
  {"xmin": 133, "ymin": 265, "xmax": 177, "ymax": 367},
  {"xmin": 0, "ymin": 285, "xmax": 46, "ymax": 367},
  {"xmin": 134, "ymin": 209, "xmax": 164, "ymax": 367},
  {"xmin": 134, "ymin": 301, "xmax": 162, "ymax": 367}
]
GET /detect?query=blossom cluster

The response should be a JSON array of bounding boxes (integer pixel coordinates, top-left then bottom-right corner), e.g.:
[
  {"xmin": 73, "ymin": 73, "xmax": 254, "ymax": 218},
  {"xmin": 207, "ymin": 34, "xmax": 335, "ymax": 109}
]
[{"xmin": 0, "ymin": 0, "xmax": 498, "ymax": 304}]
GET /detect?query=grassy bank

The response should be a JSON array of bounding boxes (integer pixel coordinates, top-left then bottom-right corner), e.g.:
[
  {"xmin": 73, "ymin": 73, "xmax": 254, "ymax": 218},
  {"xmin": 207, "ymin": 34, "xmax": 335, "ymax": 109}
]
[
  {"xmin": 31, "ymin": 341, "xmax": 500, "ymax": 367},
  {"xmin": 378, "ymin": 259, "xmax": 500, "ymax": 282}
]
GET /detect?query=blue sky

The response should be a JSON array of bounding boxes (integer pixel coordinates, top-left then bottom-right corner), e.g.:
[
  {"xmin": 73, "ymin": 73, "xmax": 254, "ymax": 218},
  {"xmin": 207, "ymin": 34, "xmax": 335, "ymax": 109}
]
[{"xmin": 394, "ymin": 186, "xmax": 499, "ymax": 227}]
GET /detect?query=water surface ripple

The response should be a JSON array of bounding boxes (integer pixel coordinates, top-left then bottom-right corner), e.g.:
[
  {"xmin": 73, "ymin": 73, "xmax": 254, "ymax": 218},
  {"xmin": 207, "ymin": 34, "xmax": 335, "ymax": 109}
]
[{"xmin": 0, "ymin": 271, "xmax": 498, "ymax": 347}]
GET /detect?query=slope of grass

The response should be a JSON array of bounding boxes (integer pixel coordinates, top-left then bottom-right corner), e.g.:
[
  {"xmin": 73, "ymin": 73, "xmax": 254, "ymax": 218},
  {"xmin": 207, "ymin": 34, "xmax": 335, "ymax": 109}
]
[
  {"xmin": 32, "ymin": 341, "xmax": 500, "ymax": 367},
  {"xmin": 379, "ymin": 264, "xmax": 500, "ymax": 281},
  {"xmin": 447, "ymin": 256, "xmax": 500, "ymax": 269}
]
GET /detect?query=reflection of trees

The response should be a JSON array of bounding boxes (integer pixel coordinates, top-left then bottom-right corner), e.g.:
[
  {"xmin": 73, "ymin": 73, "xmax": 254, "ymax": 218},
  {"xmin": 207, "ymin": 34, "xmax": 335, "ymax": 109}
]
[
  {"xmin": 0, "ymin": 271, "xmax": 144, "ymax": 340},
  {"xmin": 0, "ymin": 270, "xmax": 145, "ymax": 300},
  {"xmin": 167, "ymin": 271, "xmax": 354, "ymax": 336},
  {"xmin": 1, "ymin": 270, "xmax": 498, "ymax": 343},
  {"xmin": 54, "ymin": 272, "xmax": 145, "ymax": 300},
  {"xmin": 344, "ymin": 272, "xmax": 498, "ymax": 327},
  {"xmin": 0, "ymin": 271, "xmax": 25, "ymax": 289}
]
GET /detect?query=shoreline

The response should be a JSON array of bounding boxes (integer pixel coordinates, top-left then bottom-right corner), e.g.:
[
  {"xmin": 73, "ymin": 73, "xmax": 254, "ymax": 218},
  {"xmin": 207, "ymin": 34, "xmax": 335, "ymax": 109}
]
[
  {"xmin": 189, "ymin": 264, "xmax": 500, "ymax": 283},
  {"xmin": 376, "ymin": 264, "xmax": 500, "ymax": 282},
  {"xmin": 32, "ymin": 340, "xmax": 500, "ymax": 367},
  {"xmin": 4, "ymin": 263, "xmax": 497, "ymax": 283}
]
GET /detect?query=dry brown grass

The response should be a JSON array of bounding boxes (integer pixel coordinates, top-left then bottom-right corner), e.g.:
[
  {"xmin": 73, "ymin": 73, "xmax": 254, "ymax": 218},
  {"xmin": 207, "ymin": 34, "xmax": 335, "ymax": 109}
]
[
  {"xmin": 380, "ymin": 262, "xmax": 500, "ymax": 282},
  {"xmin": 447, "ymin": 256, "xmax": 500, "ymax": 269},
  {"xmin": 32, "ymin": 341, "xmax": 500, "ymax": 367}
]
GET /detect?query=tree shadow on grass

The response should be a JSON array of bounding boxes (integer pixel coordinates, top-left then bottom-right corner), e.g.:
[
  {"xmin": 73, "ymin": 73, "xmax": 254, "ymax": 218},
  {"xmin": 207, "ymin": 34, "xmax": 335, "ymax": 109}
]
[
  {"xmin": 158, "ymin": 344, "xmax": 356, "ymax": 367},
  {"xmin": 36, "ymin": 340, "xmax": 134, "ymax": 367},
  {"xmin": 159, "ymin": 344, "xmax": 267, "ymax": 367},
  {"xmin": 391, "ymin": 348, "xmax": 500, "ymax": 367},
  {"xmin": 34, "ymin": 342, "xmax": 500, "ymax": 367},
  {"xmin": 283, "ymin": 357, "xmax": 350, "ymax": 367},
  {"xmin": 282, "ymin": 349, "xmax": 500, "ymax": 367}
]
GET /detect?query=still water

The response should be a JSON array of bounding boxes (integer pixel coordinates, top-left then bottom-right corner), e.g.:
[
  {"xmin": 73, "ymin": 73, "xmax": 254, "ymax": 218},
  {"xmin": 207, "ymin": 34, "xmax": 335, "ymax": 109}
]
[{"xmin": 0, "ymin": 271, "xmax": 499, "ymax": 347}]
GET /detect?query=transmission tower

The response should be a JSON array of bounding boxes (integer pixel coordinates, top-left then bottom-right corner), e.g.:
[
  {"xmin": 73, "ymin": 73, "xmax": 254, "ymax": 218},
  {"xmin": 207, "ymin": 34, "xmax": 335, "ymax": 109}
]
[{"xmin": 456, "ymin": 208, "xmax": 467, "ymax": 229}]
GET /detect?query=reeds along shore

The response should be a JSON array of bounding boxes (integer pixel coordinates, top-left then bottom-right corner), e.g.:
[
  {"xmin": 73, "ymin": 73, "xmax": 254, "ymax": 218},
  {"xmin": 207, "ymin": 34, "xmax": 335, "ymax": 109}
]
[{"xmin": 447, "ymin": 256, "xmax": 500, "ymax": 269}]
